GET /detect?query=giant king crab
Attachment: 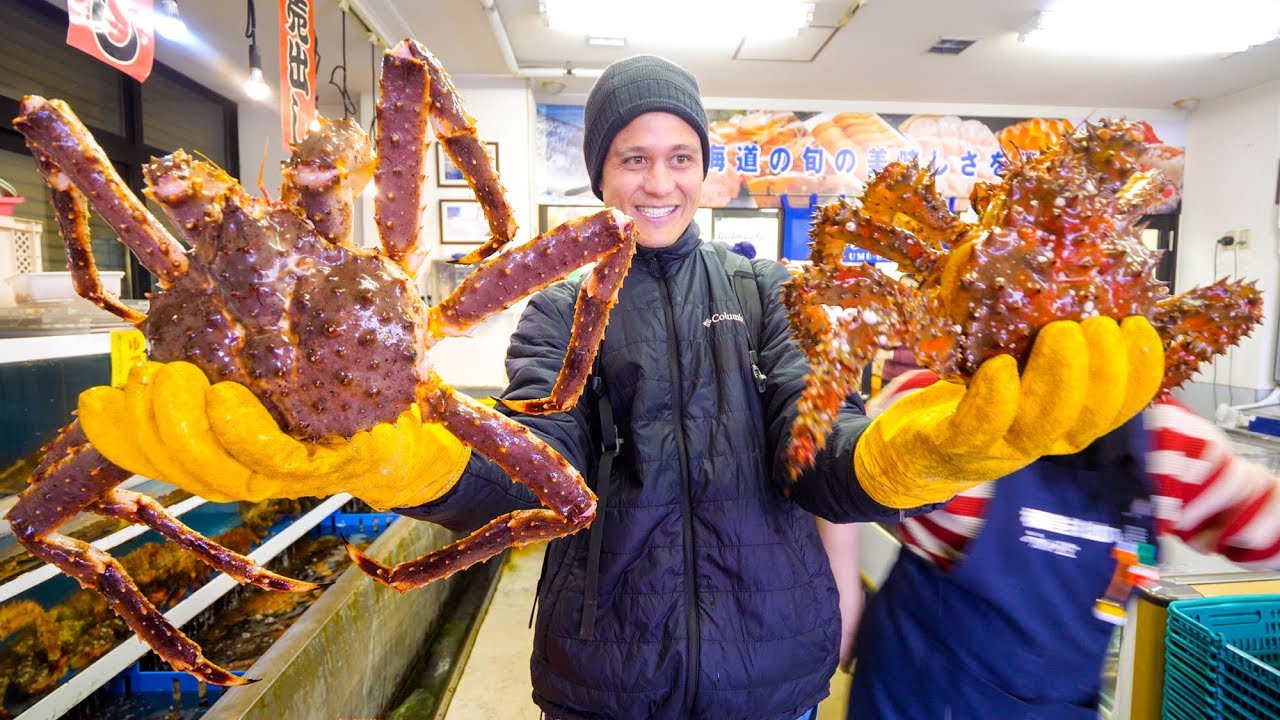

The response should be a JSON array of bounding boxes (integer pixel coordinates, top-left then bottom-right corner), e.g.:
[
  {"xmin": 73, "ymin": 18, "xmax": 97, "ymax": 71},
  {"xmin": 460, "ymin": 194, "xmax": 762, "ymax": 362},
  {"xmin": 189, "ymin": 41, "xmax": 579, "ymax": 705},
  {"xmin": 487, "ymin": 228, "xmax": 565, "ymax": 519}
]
[
  {"xmin": 5, "ymin": 40, "xmax": 635, "ymax": 684},
  {"xmin": 783, "ymin": 119, "xmax": 1263, "ymax": 474}
]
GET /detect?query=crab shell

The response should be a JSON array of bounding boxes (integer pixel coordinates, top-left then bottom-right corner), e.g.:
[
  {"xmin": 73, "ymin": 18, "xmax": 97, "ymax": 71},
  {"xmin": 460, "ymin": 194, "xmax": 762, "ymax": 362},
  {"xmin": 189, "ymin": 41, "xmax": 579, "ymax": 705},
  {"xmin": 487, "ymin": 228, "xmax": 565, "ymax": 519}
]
[{"xmin": 143, "ymin": 149, "xmax": 427, "ymax": 440}]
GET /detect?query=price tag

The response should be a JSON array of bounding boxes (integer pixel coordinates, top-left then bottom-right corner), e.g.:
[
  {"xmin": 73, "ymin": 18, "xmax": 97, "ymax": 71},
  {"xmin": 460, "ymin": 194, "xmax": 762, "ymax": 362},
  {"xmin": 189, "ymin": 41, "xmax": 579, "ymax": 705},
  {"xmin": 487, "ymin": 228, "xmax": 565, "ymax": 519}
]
[{"xmin": 110, "ymin": 329, "xmax": 147, "ymax": 387}]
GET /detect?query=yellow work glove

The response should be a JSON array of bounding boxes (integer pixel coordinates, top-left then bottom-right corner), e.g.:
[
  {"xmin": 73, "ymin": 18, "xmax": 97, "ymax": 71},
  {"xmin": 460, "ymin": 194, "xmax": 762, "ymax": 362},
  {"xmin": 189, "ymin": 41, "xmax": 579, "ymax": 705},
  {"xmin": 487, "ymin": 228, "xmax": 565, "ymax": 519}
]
[
  {"xmin": 78, "ymin": 361, "xmax": 471, "ymax": 510},
  {"xmin": 854, "ymin": 316, "xmax": 1164, "ymax": 508}
]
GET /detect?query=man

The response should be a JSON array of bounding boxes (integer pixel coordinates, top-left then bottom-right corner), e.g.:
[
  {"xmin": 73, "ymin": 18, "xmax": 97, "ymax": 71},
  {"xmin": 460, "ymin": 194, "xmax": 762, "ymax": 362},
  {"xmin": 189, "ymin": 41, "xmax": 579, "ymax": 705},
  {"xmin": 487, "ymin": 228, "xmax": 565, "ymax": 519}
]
[
  {"xmin": 398, "ymin": 56, "xmax": 1164, "ymax": 719},
  {"xmin": 407, "ymin": 56, "xmax": 881, "ymax": 718},
  {"xmin": 139, "ymin": 55, "xmax": 1164, "ymax": 719}
]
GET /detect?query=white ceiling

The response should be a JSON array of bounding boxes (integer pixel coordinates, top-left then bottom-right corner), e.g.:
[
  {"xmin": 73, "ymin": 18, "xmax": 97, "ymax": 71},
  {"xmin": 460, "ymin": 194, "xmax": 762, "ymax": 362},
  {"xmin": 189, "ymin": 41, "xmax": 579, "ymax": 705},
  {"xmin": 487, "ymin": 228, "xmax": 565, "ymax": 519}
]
[{"xmin": 49, "ymin": 0, "xmax": 1280, "ymax": 112}]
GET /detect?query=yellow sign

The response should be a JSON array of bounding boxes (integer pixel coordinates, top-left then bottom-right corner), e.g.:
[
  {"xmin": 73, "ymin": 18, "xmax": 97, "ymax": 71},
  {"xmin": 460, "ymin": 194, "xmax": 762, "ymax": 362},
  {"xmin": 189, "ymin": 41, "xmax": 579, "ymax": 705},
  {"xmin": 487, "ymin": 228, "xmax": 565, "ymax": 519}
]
[{"xmin": 110, "ymin": 329, "xmax": 147, "ymax": 387}]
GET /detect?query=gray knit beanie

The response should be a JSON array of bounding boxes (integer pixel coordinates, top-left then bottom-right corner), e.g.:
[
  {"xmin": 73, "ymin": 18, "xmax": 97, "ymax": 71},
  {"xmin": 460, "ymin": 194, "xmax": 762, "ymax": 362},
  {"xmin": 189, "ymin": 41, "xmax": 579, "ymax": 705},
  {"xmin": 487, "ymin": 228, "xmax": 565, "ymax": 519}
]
[{"xmin": 583, "ymin": 55, "xmax": 710, "ymax": 200}]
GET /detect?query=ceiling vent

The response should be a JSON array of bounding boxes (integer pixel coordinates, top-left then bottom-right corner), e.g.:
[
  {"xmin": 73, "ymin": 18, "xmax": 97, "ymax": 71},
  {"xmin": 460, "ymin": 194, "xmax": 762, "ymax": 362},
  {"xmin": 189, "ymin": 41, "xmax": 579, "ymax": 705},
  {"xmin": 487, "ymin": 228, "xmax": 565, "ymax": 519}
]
[{"xmin": 928, "ymin": 38, "xmax": 977, "ymax": 55}]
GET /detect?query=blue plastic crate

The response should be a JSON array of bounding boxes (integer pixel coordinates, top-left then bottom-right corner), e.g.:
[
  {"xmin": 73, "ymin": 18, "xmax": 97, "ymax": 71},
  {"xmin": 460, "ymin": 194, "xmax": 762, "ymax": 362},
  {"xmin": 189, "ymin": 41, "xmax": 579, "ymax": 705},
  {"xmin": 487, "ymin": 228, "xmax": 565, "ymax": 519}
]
[
  {"xmin": 1164, "ymin": 595, "xmax": 1280, "ymax": 719},
  {"xmin": 1247, "ymin": 415, "xmax": 1280, "ymax": 438},
  {"xmin": 105, "ymin": 664, "xmax": 246, "ymax": 702}
]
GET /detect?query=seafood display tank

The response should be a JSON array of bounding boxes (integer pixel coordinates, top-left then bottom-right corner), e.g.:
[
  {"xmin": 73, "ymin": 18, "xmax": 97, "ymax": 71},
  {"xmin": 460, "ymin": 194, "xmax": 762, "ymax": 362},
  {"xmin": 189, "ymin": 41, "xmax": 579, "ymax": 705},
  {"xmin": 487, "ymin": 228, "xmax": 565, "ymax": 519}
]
[{"xmin": 0, "ymin": 340, "xmax": 503, "ymax": 720}]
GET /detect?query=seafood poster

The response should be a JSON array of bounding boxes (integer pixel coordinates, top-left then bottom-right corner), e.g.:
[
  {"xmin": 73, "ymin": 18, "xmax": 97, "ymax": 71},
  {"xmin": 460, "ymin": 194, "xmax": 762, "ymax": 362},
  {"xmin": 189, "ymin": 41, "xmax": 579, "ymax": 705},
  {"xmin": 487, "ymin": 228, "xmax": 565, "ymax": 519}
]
[
  {"xmin": 65, "ymin": 0, "xmax": 155, "ymax": 83},
  {"xmin": 536, "ymin": 104, "xmax": 1186, "ymax": 216}
]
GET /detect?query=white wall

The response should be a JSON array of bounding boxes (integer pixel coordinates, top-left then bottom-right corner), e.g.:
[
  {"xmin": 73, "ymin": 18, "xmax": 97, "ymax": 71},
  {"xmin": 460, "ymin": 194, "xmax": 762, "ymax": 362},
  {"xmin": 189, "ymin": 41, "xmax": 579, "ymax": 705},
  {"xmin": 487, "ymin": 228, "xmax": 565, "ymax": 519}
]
[
  {"xmin": 1178, "ymin": 81, "xmax": 1280, "ymax": 393},
  {"xmin": 421, "ymin": 79, "xmax": 537, "ymax": 390},
  {"xmin": 236, "ymin": 101, "xmax": 293, "ymax": 197}
]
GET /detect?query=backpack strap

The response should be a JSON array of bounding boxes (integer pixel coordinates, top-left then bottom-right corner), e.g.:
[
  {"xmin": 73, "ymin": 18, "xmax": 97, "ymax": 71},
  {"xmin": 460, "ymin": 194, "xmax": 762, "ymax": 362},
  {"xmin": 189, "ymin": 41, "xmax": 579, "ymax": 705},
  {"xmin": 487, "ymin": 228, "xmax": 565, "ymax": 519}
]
[
  {"xmin": 711, "ymin": 243, "xmax": 767, "ymax": 393},
  {"xmin": 578, "ymin": 354, "xmax": 620, "ymax": 639},
  {"xmin": 529, "ymin": 281, "xmax": 623, "ymax": 640}
]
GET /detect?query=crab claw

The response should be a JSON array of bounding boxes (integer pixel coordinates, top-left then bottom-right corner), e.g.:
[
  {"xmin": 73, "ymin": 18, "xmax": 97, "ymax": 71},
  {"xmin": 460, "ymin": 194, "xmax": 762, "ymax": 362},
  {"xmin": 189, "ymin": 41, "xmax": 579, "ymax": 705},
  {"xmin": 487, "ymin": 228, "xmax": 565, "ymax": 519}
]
[{"xmin": 345, "ymin": 541, "xmax": 398, "ymax": 589}]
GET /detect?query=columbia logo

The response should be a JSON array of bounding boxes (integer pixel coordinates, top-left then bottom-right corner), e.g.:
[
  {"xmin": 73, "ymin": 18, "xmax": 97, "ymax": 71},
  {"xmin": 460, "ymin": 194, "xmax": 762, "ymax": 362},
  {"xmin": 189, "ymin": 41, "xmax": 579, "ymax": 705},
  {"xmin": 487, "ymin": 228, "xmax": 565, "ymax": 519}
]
[{"xmin": 704, "ymin": 312, "xmax": 745, "ymax": 328}]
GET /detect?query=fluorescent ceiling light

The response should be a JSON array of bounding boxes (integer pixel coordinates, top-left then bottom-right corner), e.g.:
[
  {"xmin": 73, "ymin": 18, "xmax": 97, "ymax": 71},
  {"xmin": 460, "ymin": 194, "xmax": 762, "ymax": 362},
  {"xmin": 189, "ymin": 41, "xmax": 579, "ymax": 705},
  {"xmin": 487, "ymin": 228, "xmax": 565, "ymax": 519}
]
[
  {"xmin": 1020, "ymin": 0, "xmax": 1280, "ymax": 56},
  {"xmin": 541, "ymin": 0, "xmax": 815, "ymax": 44},
  {"xmin": 587, "ymin": 35, "xmax": 627, "ymax": 47}
]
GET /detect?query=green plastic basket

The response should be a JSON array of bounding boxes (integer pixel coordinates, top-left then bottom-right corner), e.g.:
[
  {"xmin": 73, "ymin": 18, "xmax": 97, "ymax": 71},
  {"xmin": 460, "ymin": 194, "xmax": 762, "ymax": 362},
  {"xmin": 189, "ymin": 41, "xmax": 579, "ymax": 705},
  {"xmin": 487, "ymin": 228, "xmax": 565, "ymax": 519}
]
[{"xmin": 1163, "ymin": 595, "xmax": 1280, "ymax": 720}]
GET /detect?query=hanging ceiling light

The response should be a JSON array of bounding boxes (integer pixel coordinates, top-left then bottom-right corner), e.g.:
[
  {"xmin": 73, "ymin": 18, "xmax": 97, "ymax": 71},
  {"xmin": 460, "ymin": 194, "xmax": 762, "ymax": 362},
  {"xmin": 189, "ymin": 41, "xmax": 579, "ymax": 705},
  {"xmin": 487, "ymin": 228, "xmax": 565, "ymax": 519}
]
[
  {"xmin": 540, "ymin": 0, "xmax": 815, "ymax": 45},
  {"xmin": 1019, "ymin": 0, "xmax": 1280, "ymax": 56},
  {"xmin": 243, "ymin": 0, "xmax": 270, "ymax": 101},
  {"xmin": 153, "ymin": 0, "xmax": 191, "ymax": 42}
]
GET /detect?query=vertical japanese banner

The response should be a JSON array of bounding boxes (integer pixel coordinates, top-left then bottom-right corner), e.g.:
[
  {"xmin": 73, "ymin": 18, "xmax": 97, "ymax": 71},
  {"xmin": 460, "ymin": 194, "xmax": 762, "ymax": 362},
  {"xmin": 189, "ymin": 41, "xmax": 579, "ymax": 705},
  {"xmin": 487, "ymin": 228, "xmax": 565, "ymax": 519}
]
[
  {"xmin": 279, "ymin": 0, "xmax": 317, "ymax": 148},
  {"xmin": 66, "ymin": 0, "xmax": 155, "ymax": 83}
]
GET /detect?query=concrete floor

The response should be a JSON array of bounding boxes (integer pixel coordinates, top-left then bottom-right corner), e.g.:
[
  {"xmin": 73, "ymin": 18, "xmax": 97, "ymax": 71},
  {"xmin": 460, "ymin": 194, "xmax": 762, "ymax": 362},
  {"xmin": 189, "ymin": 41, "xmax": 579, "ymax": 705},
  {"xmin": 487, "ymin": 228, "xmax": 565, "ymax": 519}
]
[{"xmin": 444, "ymin": 542, "xmax": 852, "ymax": 720}]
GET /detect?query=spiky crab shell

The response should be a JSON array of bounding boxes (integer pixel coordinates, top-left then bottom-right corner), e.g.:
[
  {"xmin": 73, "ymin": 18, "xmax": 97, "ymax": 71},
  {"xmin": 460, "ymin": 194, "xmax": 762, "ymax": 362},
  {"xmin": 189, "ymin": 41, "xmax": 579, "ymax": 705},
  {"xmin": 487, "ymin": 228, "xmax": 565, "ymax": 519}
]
[
  {"xmin": 911, "ymin": 120, "xmax": 1172, "ymax": 380},
  {"xmin": 143, "ymin": 152, "xmax": 428, "ymax": 441}
]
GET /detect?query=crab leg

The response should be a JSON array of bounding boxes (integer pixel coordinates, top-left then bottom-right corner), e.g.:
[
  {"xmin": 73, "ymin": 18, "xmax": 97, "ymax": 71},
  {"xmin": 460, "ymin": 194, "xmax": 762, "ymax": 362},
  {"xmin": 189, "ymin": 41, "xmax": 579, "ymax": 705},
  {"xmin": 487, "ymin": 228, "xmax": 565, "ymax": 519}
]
[
  {"xmin": 375, "ymin": 40, "xmax": 517, "ymax": 274},
  {"xmin": 811, "ymin": 198, "xmax": 946, "ymax": 276},
  {"xmin": 348, "ymin": 380, "xmax": 595, "ymax": 592},
  {"xmin": 14, "ymin": 97, "xmax": 189, "ymax": 283},
  {"xmin": 92, "ymin": 489, "xmax": 321, "ymax": 593},
  {"xmin": 782, "ymin": 262, "xmax": 910, "ymax": 476},
  {"xmin": 28, "ymin": 151, "xmax": 148, "ymax": 324},
  {"xmin": 4, "ymin": 423, "xmax": 247, "ymax": 686},
  {"xmin": 282, "ymin": 117, "xmax": 374, "ymax": 247},
  {"xmin": 857, "ymin": 161, "xmax": 968, "ymax": 252},
  {"xmin": 430, "ymin": 208, "xmax": 635, "ymax": 414},
  {"xmin": 1153, "ymin": 279, "xmax": 1264, "ymax": 394}
]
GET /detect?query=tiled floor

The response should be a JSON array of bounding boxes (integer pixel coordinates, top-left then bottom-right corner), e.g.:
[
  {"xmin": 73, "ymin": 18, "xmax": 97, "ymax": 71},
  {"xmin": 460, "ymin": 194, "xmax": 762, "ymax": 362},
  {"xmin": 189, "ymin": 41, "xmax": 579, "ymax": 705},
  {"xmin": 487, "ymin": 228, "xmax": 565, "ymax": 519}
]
[{"xmin": 445, "ymin": 542, "xmax": 854, "ymax": 720}]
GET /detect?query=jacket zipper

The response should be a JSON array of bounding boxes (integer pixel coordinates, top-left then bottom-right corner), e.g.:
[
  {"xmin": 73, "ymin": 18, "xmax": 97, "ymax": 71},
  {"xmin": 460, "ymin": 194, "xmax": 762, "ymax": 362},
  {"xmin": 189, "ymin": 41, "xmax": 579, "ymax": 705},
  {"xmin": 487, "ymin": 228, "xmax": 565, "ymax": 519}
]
[{"xmin": 656, "ymin": 265, "xmax": 700, "ymax": 716}]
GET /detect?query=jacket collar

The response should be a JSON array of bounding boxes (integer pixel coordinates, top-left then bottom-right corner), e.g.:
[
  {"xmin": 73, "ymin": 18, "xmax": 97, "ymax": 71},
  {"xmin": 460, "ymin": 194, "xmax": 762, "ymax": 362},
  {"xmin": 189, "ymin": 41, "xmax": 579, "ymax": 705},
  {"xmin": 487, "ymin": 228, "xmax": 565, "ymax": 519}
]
[{"xmin": 634, "ymin": 222, "xmax": 702, "ymax": 276}]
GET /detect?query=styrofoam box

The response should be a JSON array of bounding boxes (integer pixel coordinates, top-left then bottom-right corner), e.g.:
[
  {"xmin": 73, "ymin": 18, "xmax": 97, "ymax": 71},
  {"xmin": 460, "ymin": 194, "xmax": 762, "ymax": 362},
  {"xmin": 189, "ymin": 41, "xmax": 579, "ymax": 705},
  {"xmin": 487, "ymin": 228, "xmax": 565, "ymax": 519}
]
[{"xmin": 7, "ymin": 271, "xmax": 125, "ymax": 304}]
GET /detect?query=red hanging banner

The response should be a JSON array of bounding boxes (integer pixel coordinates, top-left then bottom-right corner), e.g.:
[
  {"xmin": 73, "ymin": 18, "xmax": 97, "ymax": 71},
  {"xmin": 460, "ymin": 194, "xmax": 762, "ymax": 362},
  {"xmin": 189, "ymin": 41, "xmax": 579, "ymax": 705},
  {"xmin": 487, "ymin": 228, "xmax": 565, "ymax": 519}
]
[
  {"xmin": 279, "ymin": 0, "xmax": 317, "ymax": 148},
  {"xmin": 66, "ymin": 0, "xmax": 155, "ymax": 83}
]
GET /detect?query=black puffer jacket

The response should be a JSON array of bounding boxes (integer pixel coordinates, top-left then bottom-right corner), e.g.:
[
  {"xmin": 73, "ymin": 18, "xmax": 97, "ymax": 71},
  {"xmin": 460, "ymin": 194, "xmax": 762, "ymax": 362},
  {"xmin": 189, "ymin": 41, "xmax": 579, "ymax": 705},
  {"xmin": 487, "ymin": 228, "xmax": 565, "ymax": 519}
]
[{"xmin": 406, "ymin": 224, "xmax": 903, "ymax": 719}]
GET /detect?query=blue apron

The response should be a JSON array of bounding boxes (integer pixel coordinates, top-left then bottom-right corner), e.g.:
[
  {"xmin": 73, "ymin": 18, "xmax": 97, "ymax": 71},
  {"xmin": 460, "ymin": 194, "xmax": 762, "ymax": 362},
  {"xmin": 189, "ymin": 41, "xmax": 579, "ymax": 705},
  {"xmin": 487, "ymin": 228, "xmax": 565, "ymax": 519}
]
[{"xmin": 848, "ymin": 418, "xmax": 1155, "ymax": 719}]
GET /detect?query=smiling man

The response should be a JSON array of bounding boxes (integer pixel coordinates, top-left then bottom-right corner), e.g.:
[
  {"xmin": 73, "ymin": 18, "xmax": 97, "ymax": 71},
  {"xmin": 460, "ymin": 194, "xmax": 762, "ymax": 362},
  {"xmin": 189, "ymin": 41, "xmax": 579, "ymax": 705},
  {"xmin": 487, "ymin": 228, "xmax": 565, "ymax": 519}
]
[
  {"xmin": 478, "ymin": 54, "xmax": 897, "ymax": 719},
  {"xmin": 394, "ymin": 53, "xmax": 1165, "ymax": 719}
]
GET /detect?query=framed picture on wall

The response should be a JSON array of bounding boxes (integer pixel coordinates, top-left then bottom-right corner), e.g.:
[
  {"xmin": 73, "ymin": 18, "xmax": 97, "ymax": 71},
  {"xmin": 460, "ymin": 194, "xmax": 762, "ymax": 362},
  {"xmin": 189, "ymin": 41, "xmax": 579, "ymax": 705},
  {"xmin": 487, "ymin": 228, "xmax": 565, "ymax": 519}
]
[
  {"xmin": 439, "ymin": 199, "xmax": 490, "ymax": 246},
  {"xmin": 436, "ymin": 141, "xmax": 499, "ymax": 187}
]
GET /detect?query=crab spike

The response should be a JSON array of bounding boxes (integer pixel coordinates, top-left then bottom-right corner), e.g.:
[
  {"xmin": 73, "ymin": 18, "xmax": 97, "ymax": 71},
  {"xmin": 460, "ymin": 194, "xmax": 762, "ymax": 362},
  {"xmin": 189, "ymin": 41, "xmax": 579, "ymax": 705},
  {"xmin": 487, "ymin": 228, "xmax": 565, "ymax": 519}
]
[
  {"xmin": 282, "ymin": 117, "xmax": 373, "ymax": 246},
  {"xmin": 31, "ymin": 151, "xmax": 147, "ymax": 324},
  {"xmin": 14, "ymin": 96, "xmax": 189, "ymax": 283},
  {"xmin": 258, "ymin": 138, "xmax": 272, "ymax": 202}
]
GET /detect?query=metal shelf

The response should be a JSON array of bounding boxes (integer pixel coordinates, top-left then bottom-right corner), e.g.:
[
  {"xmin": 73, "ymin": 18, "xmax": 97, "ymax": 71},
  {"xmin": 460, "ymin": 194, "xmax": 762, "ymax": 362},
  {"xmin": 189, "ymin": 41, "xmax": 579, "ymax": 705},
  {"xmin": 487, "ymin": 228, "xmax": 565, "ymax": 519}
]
[{"xmin": 14, "ymin": 493, "xmax": 353, "ymax": 720}]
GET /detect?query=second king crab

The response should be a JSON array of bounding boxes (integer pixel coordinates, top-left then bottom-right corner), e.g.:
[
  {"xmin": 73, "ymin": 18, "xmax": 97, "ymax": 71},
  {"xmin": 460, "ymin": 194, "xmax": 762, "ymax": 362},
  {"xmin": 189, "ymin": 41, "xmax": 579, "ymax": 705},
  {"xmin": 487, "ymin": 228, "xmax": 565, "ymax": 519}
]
[
  {"xmin": 5, "ymin": 40, "xmax": 635, "ymax": 684},
  {"xmin": 782, "ymin": 119, "xmax": 1263, "ymax": 475}
]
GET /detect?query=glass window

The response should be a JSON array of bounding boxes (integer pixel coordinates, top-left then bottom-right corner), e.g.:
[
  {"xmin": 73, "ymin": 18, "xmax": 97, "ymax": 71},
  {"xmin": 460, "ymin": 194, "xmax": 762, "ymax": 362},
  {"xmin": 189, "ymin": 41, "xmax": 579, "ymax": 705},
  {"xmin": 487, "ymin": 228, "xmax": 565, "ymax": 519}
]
[
  {"xmin": 142, "ymin": 73, "xmax": 230, "ymax": 167},
  {"xmin": 0, "ymin": 1, "xmax": 126, "ymax": 136}
]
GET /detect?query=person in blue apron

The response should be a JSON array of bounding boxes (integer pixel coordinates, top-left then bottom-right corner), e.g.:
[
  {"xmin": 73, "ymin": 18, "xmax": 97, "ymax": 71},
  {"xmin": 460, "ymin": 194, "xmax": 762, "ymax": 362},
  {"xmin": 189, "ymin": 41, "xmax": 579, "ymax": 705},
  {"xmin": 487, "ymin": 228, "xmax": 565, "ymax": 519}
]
[{"xmin": 849, "ymin": 415, "xmax": 1155, "ymax": 719}]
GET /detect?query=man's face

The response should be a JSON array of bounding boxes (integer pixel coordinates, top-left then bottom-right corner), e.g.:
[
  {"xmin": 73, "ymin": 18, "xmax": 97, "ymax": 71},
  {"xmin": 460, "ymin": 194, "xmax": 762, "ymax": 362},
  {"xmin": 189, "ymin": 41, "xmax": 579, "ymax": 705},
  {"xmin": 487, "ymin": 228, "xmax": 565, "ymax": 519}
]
[{"xmin": 600, "ymin": 112, "xmax": 704, "ymax": 249}]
